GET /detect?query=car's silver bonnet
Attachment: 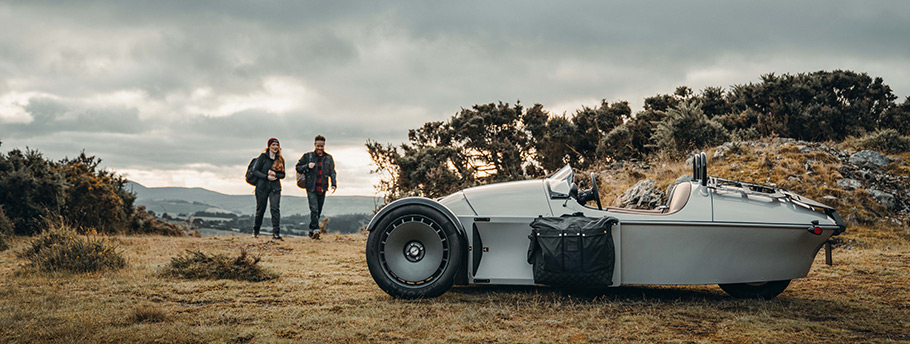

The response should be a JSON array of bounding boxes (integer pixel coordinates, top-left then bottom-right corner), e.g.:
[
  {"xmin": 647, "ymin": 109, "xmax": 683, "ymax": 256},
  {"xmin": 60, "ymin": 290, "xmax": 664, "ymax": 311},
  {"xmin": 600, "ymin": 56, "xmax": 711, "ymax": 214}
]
[{"xmin": 451, "ymin": 179, "xmax": 553, "ymax": 217}]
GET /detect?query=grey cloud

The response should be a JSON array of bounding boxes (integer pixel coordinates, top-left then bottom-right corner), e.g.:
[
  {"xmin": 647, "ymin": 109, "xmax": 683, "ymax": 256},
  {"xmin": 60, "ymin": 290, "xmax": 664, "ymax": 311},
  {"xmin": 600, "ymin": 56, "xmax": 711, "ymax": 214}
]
[
  {"xmin": 1, "ymin": 97, "xmax": 143, "ymax": 137},
  {"xmin": 2, "ymin": 1, "xmax": 909, "ymax": 195}
]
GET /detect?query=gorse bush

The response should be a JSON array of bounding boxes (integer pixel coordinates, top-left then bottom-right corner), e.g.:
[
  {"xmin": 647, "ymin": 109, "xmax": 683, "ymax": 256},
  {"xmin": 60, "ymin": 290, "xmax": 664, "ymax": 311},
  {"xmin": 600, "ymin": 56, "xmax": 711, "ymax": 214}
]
[
  {"xmin": 18, "ymin": 217, "xmax": 126, "ymax": 273},
  {"xmin": 856, "ymin": 129, "xmax": 910, "ymax": 154},
  {"xmin": 160, "ymin": 249, "xmax": 277, "ymax": 282},
  {"xmin": 0, "ymin": 147, "xmax": 66, "ymax": 235},
  {"xmin": 0, "ymin": 141, "xmax": 182, "ymax": 236},
  {"xmin": 0, "ymin": 206, "xmax": 12, "ymax": 252},
  {"xmin": 651, "ymin": 101, "xmax": 730, "ymax": 158},
  {"xmin": 58, "ymin": 153, "xmax": 136, "ymax": 234},
  {"xmin": 130, "ymin": 206, "xmax": 185, "ymax": 236}
]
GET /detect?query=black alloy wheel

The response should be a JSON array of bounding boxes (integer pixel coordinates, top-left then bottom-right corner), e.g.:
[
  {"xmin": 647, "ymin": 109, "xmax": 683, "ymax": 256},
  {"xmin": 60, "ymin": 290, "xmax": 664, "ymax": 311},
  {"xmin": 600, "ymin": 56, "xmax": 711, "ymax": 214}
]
[
  {"xmin": 719, "ymin": 280, "xmax": 791, "ymax": 300},
  {"xmin": 366, "ymin": 204, "xmax": 464, "ymax": 299}
]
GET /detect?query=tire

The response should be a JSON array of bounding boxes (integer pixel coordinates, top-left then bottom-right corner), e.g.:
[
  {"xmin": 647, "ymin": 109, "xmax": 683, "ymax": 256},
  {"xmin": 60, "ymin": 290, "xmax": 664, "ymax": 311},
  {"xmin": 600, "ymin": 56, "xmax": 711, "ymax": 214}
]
[
  {"xmin": 719, "ymin": 280, "xmax": 791, "ymax": 300},
  {"xmin": 366, "ymin": 204, "xmax": 464, "ymax": 299}
]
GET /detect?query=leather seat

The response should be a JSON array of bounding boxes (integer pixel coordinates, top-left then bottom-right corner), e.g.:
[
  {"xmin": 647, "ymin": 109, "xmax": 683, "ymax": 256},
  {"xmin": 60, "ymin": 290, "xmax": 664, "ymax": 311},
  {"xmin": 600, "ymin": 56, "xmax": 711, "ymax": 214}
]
[
  {"xmin": 603, "ymin": 181, "xmax": 692, "ymax": 215},
  {"xmin": 666, "ymin": 181, "xmax": 691, "ymax": 213}
]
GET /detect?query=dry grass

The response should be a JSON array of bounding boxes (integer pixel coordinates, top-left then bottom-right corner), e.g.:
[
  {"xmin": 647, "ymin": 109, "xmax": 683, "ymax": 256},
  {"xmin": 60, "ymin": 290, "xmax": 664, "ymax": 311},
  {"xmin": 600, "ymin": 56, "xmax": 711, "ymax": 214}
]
[{"xmin": 0, "ymin": 231, "xmax": 908, "ymax": 344}]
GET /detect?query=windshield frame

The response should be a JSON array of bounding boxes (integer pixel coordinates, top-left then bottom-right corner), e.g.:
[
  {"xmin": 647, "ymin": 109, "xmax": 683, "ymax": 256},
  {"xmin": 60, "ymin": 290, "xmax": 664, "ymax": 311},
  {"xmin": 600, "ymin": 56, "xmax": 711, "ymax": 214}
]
[{"xmin": 545, "ymin": 165, "xmax": 574, "ymax": 199}]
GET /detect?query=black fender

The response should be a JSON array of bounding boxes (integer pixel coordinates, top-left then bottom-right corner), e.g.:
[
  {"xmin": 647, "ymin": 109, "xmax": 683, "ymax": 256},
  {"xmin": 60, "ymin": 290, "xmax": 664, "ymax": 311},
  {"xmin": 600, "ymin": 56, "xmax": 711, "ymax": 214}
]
[
  {"xmin": 368, "ymin": 197, "xmax": 469, "ymax": 285},
  {"xmin": 368, "ymin": 197, "xmax": 467, "ymax": 237}
]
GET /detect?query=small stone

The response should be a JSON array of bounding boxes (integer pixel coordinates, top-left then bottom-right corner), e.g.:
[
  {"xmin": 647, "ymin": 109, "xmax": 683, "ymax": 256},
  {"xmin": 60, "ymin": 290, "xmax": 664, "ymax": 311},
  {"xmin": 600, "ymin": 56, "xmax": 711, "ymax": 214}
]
[
  {"xmin": 836, "ymin": 178, "xmax": 863, "ymax": 190},
  {"xmin": 868, "ymin": 189, "xmax": 896, "ymax": 210}
]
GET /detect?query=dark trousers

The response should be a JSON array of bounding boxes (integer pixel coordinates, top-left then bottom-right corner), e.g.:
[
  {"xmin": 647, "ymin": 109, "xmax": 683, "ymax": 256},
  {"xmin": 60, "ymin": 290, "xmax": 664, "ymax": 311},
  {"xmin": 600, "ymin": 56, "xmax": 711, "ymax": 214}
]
[
  {"xmin": 307, "ymin": 191, "xmax": 326, "ymax": 229},
  {"xmin": 254, "ymin": 186, "xmax": 281, "ymax": 236}
]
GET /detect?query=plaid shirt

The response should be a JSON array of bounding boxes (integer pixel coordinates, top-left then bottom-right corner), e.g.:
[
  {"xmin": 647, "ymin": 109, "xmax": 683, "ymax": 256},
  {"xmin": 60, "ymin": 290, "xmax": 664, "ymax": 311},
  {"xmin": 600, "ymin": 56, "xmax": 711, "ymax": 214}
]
[{"xmin": 315, "ymin": 155, "xmax": 324, "ymax": 193}]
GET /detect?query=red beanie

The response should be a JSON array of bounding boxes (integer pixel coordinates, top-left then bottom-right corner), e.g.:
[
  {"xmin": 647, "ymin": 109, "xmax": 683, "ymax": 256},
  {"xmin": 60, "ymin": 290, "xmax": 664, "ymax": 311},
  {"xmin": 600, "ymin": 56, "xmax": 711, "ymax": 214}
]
[{"xmin": 268, "ymin": 138, "xmax": 279, "ymax": 147}]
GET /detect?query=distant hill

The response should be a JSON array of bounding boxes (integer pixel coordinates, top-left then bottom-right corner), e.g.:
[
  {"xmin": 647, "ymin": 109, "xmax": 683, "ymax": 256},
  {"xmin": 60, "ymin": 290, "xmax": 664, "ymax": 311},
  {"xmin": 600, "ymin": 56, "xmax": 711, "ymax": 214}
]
[{"xmin": 125, "ymin": 181, "xmax": 381, "ymax": 217}]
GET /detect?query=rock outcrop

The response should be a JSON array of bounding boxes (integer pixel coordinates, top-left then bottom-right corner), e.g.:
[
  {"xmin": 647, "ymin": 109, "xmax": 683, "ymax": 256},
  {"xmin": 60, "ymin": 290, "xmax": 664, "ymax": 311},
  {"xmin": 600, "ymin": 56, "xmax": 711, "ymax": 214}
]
[{"xmin": 613, "ymin": 179, "xmax": 665, "ymax": 209}]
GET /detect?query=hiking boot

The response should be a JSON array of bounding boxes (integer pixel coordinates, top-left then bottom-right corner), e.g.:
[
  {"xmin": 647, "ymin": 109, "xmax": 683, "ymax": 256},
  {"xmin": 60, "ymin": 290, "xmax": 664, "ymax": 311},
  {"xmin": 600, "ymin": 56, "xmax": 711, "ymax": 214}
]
[{"xmin": 272, "ymin": 235, "xmax": 283, "ymax": 241}]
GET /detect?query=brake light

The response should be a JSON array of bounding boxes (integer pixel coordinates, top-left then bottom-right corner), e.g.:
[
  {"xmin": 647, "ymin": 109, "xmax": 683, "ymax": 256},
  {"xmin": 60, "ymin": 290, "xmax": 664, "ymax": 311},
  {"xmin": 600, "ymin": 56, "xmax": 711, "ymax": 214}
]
[{"xmin": 808, "ymin": 220, "xmax": 822, "ymax": 235}]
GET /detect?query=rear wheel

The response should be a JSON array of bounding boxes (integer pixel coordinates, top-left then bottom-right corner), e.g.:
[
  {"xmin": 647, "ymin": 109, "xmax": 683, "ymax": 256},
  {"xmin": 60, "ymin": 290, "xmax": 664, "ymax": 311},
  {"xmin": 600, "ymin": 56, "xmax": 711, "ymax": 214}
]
[
  {"xmin": 366, "ymin": 204, "xmax": 464, "ymax": 299},
  {"xmin": 719, "ymin": 280, "xmax": 791, "ymax": 300}
]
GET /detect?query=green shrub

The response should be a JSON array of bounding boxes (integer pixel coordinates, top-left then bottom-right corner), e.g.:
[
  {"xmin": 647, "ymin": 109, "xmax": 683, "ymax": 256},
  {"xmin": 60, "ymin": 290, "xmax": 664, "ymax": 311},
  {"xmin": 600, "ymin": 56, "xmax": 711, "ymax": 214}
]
[
  {"xmin": 129, "ymin": 206, "xmax": 185, "ymax": 236},
  {"xmin": 856, "ymin": 129, "xmax": 910, "ymax": 154},
  {"xmin": 651, "ymin": 101, "xmax": 730, "ymax": 157},
  {"xmin": 18, "ymin": 218, "xmax": 126, "ymax": 273},
  {"xmin": 160, "ymin": 249, "xmax": 277, "ymax": 282},
  {"xmin": 0, "ymin": 148, "xmax": 66, "ymax": 235},
  {"xmin": 0, "ymin": 206, "xmax": 12, "ymax": 252}
]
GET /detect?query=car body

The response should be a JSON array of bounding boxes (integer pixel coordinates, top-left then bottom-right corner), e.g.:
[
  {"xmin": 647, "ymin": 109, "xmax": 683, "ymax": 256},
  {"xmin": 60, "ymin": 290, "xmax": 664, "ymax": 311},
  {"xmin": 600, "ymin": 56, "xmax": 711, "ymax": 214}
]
[{"xmin": 365, "ymin": 153, "xmax": 846, "ymax": 299}]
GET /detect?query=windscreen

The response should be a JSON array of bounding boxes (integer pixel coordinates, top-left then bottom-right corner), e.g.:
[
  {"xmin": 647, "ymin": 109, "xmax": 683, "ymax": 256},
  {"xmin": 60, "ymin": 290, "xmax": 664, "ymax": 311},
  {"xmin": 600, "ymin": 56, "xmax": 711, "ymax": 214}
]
[{"xmin": 546, "ymin": 165, "xmax": 574, "ymax": 199}]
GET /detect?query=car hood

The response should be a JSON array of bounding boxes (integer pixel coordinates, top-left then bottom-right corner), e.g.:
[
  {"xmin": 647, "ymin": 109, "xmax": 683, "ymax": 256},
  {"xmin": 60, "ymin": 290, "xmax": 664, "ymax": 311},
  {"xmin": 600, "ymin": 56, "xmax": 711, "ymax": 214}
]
[{"xmin": 458, "ymin": 179, "xmax": 553, "ymax": 217}]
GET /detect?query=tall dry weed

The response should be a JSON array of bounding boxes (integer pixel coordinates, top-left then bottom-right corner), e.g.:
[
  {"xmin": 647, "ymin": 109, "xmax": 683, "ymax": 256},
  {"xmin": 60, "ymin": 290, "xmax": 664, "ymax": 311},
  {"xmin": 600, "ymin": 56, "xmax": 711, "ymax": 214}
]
[
  {"xmin": 159, "ymin": 249, "xmax": 278, "ymax": 282},
  {"xmin": 17, "ymin": 216, "xmax": 126, "ymax": 273}
]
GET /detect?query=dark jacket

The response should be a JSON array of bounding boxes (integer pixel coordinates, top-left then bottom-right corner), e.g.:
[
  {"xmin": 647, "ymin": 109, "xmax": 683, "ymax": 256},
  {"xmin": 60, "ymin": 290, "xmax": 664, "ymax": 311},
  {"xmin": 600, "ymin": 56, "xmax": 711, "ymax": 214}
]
[
  {"xmin": 251, "ymin": 152, "xmax": 286, "ymax": 190},
  {"xmin": 295, "ymin": 151, "xmax": 336, "ymax": 193}
]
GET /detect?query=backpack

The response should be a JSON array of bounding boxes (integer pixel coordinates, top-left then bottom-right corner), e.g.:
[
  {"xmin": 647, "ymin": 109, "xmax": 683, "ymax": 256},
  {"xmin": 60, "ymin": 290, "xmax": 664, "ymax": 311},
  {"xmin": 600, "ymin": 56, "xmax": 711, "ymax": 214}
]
[{"xmin": 245, "ymin": 157, "xmax": 259, "ymax": 186}]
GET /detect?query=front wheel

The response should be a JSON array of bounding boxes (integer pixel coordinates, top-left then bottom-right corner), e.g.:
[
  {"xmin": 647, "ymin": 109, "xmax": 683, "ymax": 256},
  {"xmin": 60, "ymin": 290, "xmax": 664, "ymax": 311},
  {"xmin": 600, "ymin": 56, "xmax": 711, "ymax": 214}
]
[
  {"xmin": 719, "ymin": 280, "xmax": 791, "ymax": 300},
  {"xmin": 366, "ymin": 204, "xmax": 464, "ymax": 299}
]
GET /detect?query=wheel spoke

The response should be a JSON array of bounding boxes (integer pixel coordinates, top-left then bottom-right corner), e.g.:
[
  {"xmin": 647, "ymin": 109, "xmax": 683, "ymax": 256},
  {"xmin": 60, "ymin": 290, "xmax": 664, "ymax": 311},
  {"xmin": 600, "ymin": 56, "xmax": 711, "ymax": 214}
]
[{"xmin": 379, "ymin": 215, "xmax": 449, "ymax": 285}]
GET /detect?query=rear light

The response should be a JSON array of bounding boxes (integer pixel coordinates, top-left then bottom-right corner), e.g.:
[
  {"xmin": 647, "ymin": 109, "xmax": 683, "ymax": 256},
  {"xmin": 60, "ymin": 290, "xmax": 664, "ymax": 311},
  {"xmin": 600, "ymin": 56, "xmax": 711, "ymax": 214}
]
[{"xmin": 808, "ymin": 220, "xmax": 822, "ymax": 235}]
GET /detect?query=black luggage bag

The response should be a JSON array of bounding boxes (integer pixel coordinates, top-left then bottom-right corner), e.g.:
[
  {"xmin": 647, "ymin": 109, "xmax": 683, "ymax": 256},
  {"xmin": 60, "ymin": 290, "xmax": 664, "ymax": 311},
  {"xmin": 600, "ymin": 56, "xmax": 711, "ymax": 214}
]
[{"xmin": 527, "ymin": 213, "xmax": 618, "ymax": 287}]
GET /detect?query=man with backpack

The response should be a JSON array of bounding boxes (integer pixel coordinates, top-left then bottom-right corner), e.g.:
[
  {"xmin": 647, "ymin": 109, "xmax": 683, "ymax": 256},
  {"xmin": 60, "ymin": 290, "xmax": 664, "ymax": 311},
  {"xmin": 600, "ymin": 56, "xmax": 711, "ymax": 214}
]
[{"xmin": 295, "ymin": 135, "xmax": 336, "ymax": 238}]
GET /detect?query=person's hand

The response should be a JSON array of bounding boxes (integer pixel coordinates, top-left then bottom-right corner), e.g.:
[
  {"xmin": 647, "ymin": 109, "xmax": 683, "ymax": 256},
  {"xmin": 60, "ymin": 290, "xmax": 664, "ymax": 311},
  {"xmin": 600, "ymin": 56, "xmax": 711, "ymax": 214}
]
[
  {"xmin": 267, "ymin": 170, "xmax": 277, "ymax": 181},
  {"xmin": 268, "ymin": 170, "xmax": 276, "ymax": 177},
  {"xmin": 308, "ymin": 162, "xmax": 315, "ymax": 169},
  {"xmin": 331, "ymin": 185, "xmax": 337, "ymax": 194}
]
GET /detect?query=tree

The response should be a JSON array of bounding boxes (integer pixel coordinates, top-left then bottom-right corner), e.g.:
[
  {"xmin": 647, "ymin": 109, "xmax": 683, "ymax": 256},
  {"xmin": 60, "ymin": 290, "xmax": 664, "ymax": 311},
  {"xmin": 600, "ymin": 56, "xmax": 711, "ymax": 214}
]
[
  {"xmin": 570, "ymin": 100, "xmax": 629, "ymax": 167},
  {"xmin": 368, "ymin": 102, "xmax": 560, "ymax": 202},
  {"xmin": 879, "ymin": 96, "xmax": 910, "ymax": 135}
]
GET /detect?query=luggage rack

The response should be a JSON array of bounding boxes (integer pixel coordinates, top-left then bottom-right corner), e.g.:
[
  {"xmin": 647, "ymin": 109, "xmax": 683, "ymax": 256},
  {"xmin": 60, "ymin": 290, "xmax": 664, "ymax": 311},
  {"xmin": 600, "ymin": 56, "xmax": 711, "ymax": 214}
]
[
  {"xmin": 691, "ymin": 151, "xmax": 833, "ymax": 211},
  {"xmin": 710, "ymin": 176, "xmax": 786, "ymax": 199}
]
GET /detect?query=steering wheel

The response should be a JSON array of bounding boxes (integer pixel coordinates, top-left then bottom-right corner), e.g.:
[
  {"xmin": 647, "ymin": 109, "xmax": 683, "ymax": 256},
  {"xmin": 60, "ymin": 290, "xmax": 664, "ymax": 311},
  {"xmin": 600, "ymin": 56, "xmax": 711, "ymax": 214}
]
[{"xmin": 590, "ymin": 173, "xmax": 602, "ymax": 210}]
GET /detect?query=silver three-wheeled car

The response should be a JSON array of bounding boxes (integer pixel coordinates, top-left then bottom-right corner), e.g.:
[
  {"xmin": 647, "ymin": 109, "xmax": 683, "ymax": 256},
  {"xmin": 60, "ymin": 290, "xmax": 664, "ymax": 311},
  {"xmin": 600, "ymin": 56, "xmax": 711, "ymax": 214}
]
[{"xmin": 365, "ymin": 153, "xmax": 845, "ymax": 299}]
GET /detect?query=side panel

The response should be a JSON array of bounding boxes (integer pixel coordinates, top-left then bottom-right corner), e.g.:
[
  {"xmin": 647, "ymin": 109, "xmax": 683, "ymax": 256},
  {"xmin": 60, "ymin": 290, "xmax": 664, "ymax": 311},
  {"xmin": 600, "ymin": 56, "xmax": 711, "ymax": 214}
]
[
  {"xmin": 617, "ymin": 222, "xmax": 832, "ymax": 284},
  {"xmin": 461, "ymin": 216, "xmax": 623, "ymax": 287}
]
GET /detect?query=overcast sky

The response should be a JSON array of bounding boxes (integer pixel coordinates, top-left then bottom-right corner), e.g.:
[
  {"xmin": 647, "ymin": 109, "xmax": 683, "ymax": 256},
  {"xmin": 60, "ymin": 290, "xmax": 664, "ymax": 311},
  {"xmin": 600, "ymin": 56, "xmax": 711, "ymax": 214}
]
[{"xmin": 2, "ymin": 1, "xmax": 909, "ymax": 197}]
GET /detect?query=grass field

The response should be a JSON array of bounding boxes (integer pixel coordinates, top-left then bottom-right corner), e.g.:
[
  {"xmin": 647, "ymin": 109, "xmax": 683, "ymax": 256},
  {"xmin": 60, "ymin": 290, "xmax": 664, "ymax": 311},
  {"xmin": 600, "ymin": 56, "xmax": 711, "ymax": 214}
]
[{"xmin": 1, "ymin": 231, "xmax": 908, "ymax": 344}]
